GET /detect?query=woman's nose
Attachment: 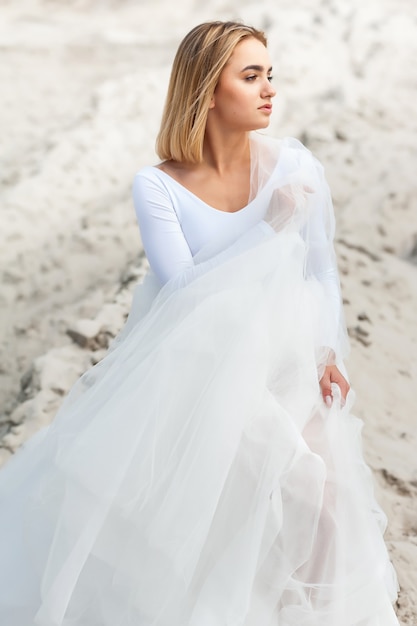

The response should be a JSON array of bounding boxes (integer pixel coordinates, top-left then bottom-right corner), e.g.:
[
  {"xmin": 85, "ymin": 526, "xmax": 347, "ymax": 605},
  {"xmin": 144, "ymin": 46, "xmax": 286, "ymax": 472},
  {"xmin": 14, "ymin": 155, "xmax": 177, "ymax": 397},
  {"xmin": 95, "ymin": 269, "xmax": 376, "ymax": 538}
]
[{"xmin": 263, "ymin": 79, "xmax": 276, "ymax": 98}]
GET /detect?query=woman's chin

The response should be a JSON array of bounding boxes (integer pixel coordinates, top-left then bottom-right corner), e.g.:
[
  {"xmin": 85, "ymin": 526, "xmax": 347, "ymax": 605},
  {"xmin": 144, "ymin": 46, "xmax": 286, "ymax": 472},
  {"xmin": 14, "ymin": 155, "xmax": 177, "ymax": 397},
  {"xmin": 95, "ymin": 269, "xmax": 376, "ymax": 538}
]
[{"xmin": 253, "ymin": 122, "xmax": 271, "ymax": 132}]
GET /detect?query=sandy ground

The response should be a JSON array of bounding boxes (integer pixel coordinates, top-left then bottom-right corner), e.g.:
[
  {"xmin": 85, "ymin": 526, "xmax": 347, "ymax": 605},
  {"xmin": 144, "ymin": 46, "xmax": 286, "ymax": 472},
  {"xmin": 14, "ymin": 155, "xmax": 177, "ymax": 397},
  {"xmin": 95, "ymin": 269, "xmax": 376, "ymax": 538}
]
[{"xmin": 0, "ymin": 0, "xmax": 416, "ymax": 622}]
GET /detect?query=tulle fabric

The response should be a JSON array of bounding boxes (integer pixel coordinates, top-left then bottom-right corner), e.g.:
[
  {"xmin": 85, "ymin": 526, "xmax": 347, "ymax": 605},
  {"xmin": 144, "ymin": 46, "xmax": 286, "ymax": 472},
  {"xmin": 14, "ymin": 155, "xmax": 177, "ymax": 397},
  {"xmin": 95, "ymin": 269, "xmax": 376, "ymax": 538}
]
[{"xmin": 0, "ymin": 134, "xmax": 399, "ymax": 625}]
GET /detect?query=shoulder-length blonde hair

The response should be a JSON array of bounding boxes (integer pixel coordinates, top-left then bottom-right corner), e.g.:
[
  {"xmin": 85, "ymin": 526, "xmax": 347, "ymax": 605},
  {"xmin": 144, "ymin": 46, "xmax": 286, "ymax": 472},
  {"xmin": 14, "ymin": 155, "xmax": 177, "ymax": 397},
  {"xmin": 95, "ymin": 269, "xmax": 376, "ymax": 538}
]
[{"xmin": 156, "ymin": 21, "xmax": 267, "ymax": 164}]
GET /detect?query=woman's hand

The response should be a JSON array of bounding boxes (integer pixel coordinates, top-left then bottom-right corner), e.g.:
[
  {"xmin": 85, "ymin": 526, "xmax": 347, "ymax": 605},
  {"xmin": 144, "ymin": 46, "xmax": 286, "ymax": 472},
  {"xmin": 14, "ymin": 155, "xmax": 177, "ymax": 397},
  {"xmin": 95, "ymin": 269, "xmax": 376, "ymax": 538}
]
[{"xmin": 319, "ymin": 365, "xmax": 350, "ymax": 407}]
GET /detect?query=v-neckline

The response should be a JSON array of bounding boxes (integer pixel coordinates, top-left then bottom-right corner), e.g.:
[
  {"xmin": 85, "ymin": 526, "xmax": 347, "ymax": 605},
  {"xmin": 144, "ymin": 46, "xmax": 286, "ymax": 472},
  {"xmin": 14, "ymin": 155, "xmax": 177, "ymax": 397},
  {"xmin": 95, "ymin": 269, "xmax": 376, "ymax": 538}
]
[{"xmin": 151, "ymin": 167, "xmax": 254, "ymax": 215}]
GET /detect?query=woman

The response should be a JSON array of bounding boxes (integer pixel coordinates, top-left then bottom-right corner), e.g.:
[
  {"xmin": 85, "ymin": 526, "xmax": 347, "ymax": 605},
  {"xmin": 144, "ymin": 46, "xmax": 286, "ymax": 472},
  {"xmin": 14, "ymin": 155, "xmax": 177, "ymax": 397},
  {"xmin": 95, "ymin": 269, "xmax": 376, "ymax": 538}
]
[{"xmin": 0, "ymin": 20, "xmax": 399, "ymax": 626}]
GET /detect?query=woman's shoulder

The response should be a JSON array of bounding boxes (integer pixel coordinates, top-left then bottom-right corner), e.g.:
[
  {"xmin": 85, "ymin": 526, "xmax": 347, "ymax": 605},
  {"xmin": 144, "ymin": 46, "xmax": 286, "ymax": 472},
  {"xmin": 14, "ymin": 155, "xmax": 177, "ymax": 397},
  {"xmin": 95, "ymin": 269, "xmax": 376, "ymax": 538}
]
[
  {"xmin": 134, "ymin": 162, "xmax": 191, "ymax": 195},
  {"xmin": 278, "ymin": 135, "xmax": 324, "ymax": 176},
  {"xmin": 251, "ymin": 132, "xmax": 318, "ymax": 169},
  {"xmin": 254, "ymin": 132, "xmax": 322, "ymax": 158},
  {"xmin": 251, "ymin": 133, "xmax": 321, "ymax": 179},
  {"xmin": 132, "ymin": 166, "xmax": 177, "ymax": 219},
  {"xmin": 133, "ymin": 165, "xmax": 177, "ymax": 200},
  {"xmin": 134, "ymin": 164, "xmax": 166, "ymax": 184}
]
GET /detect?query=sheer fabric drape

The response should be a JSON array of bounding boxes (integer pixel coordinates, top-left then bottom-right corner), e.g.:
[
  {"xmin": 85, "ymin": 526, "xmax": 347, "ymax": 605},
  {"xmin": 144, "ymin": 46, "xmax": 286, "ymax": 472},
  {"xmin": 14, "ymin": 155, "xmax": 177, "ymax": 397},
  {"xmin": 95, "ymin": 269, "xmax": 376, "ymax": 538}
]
[{"xmin": 0, "ymin": 134, "xmax": 399, "ymax": 626}]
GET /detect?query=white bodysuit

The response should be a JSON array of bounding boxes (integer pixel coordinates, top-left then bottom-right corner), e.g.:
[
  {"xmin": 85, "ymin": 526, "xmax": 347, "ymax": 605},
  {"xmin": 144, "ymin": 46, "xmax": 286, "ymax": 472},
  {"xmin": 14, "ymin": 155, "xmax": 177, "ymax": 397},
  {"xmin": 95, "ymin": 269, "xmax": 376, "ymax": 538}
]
[
  {"xmin": 133, "ymin": 166, "xmax": 338, "ymax": 285},
  {"xmin": 132, "ymin": 165, "xmax": 341, "ymax": 356},
  {"xmin": 133, "ymin": 167, "xmax": 269, "ymax": 284}
]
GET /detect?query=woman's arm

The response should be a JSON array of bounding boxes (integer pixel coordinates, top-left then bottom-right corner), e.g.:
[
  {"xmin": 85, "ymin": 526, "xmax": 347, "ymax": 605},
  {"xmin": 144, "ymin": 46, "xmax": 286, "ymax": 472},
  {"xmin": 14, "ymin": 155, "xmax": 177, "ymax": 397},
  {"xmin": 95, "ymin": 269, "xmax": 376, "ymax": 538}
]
[
  {"xmin": 304, "ymin": 157, "xmax": 350, "ymax": 405},
  {"xmin": 132, "ymin": 171, "xmax": 193, "ymax": 284}
]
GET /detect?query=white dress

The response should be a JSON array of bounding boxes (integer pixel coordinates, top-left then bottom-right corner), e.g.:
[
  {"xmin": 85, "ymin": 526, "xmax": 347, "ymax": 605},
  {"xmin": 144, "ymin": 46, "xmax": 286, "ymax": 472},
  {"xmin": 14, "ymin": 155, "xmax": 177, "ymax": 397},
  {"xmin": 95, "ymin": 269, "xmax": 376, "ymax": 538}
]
[{"xmin": 0, "ymin": 134, "xmax": 399, "ymax": 626}]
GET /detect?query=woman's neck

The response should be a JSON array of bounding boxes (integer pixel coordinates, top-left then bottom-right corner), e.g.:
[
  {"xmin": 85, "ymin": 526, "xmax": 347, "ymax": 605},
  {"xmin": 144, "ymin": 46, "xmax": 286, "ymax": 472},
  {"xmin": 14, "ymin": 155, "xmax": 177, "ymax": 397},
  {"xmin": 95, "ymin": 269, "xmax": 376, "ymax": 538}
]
[{"xmin": 202, "ymin": 128, "xmax": 250, "ymax": 175}]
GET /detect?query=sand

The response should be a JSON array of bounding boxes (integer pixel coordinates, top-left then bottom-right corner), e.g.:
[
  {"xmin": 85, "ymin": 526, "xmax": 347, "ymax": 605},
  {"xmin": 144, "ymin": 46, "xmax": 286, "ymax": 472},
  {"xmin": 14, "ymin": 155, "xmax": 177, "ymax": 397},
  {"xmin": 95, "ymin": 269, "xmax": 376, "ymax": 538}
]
[{"xmin": 0, "ymin": 0, "xmax": 416, "ymax": 622}]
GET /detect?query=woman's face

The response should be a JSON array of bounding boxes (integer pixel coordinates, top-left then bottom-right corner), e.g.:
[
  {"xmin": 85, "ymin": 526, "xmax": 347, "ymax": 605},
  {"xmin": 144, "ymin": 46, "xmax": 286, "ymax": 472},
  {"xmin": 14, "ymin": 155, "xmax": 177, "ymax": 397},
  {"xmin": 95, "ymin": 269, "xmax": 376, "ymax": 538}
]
[{"xmin": 209, "ymin": 37, "xmax": 276, "ymax": 132}]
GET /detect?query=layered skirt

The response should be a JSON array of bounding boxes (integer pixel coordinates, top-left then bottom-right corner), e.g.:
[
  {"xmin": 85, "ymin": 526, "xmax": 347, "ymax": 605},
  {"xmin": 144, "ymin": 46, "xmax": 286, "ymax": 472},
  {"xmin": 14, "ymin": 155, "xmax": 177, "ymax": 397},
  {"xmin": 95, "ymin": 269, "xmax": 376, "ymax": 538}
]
[{"xmin": 0, "ymin": 223, "xmax": 399, "ymax": 625}]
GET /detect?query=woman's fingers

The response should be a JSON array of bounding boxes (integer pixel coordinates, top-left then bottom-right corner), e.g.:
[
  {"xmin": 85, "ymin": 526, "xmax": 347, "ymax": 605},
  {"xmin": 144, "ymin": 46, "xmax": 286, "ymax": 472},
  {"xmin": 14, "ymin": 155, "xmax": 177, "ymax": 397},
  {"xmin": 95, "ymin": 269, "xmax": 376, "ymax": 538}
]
[
  {"xmin": 337, "ymin": 375, "xmax": 351, "ymax": 401},
  {"xmin": 319, "ymin": 370, "xmax": 333, "ymax": 406},
  {"xmin": 320, "ymin": 365, "xmax": 351, "ymax": 406}
]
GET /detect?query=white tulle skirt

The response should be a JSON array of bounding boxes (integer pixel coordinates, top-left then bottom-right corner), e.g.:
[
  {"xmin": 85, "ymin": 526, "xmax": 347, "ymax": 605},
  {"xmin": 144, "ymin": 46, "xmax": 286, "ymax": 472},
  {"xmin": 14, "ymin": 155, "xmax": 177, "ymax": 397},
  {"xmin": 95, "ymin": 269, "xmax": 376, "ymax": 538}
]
[{"xmin": 0, "ymin": 223, "xmax": 399, "ymax": 625}]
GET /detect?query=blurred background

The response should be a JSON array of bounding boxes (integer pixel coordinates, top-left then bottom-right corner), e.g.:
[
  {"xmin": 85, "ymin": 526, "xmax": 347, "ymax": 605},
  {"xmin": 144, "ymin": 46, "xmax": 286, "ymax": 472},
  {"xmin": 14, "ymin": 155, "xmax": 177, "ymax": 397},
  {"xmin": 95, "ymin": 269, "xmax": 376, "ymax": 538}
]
[{"xmin": 0, "ymin": 0, "xmax": 416, "ymax": 621}]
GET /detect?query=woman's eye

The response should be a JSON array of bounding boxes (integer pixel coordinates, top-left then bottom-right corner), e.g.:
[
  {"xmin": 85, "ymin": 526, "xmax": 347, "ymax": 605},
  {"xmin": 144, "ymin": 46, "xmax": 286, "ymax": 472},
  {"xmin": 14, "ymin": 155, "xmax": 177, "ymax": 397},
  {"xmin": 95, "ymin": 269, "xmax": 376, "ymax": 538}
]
[{"xmin": 245, "ymin": 74, "xmax": 274, "ymax": 82}]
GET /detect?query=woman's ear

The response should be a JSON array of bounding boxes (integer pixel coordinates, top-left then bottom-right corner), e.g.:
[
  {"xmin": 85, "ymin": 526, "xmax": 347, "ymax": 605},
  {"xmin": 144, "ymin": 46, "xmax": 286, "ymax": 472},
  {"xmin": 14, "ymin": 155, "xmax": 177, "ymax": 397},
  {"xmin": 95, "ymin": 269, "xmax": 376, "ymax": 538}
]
[{"xmin": 209, "ymin": 94, "xmax": 215, "ymax": 109}]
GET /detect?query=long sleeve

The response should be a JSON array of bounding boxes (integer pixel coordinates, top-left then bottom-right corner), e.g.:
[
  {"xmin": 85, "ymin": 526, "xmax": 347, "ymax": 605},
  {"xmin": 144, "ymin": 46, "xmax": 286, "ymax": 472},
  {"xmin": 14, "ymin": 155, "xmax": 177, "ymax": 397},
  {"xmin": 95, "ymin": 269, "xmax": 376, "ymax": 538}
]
[
  {"xmin": 132, "ymin": 171, "xmax": 193, "ymax": 285},
  {"xmin": 272, "ymin": 139, "xmax": 345, "ymax": 362},
  {"xmin": 303, "ymin": 158, "xmax": 345, "ymax": 363}
]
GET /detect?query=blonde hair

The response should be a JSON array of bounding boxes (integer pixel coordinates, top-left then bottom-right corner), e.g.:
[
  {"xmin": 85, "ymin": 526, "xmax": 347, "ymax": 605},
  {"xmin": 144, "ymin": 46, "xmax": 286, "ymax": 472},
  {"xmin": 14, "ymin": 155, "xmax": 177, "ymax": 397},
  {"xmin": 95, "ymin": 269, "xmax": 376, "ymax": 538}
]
[{"xmin": 156, "ymin": 21, "xmax": 267, "ymax": 164}]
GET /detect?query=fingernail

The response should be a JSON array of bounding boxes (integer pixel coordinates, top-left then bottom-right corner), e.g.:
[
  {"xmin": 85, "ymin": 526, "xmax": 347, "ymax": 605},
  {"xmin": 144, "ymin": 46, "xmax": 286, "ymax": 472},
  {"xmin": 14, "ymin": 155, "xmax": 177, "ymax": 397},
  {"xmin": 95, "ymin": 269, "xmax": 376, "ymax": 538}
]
[{"xmin": 325, "ymin": 395, "xmax": 332, "ymax": 407}]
